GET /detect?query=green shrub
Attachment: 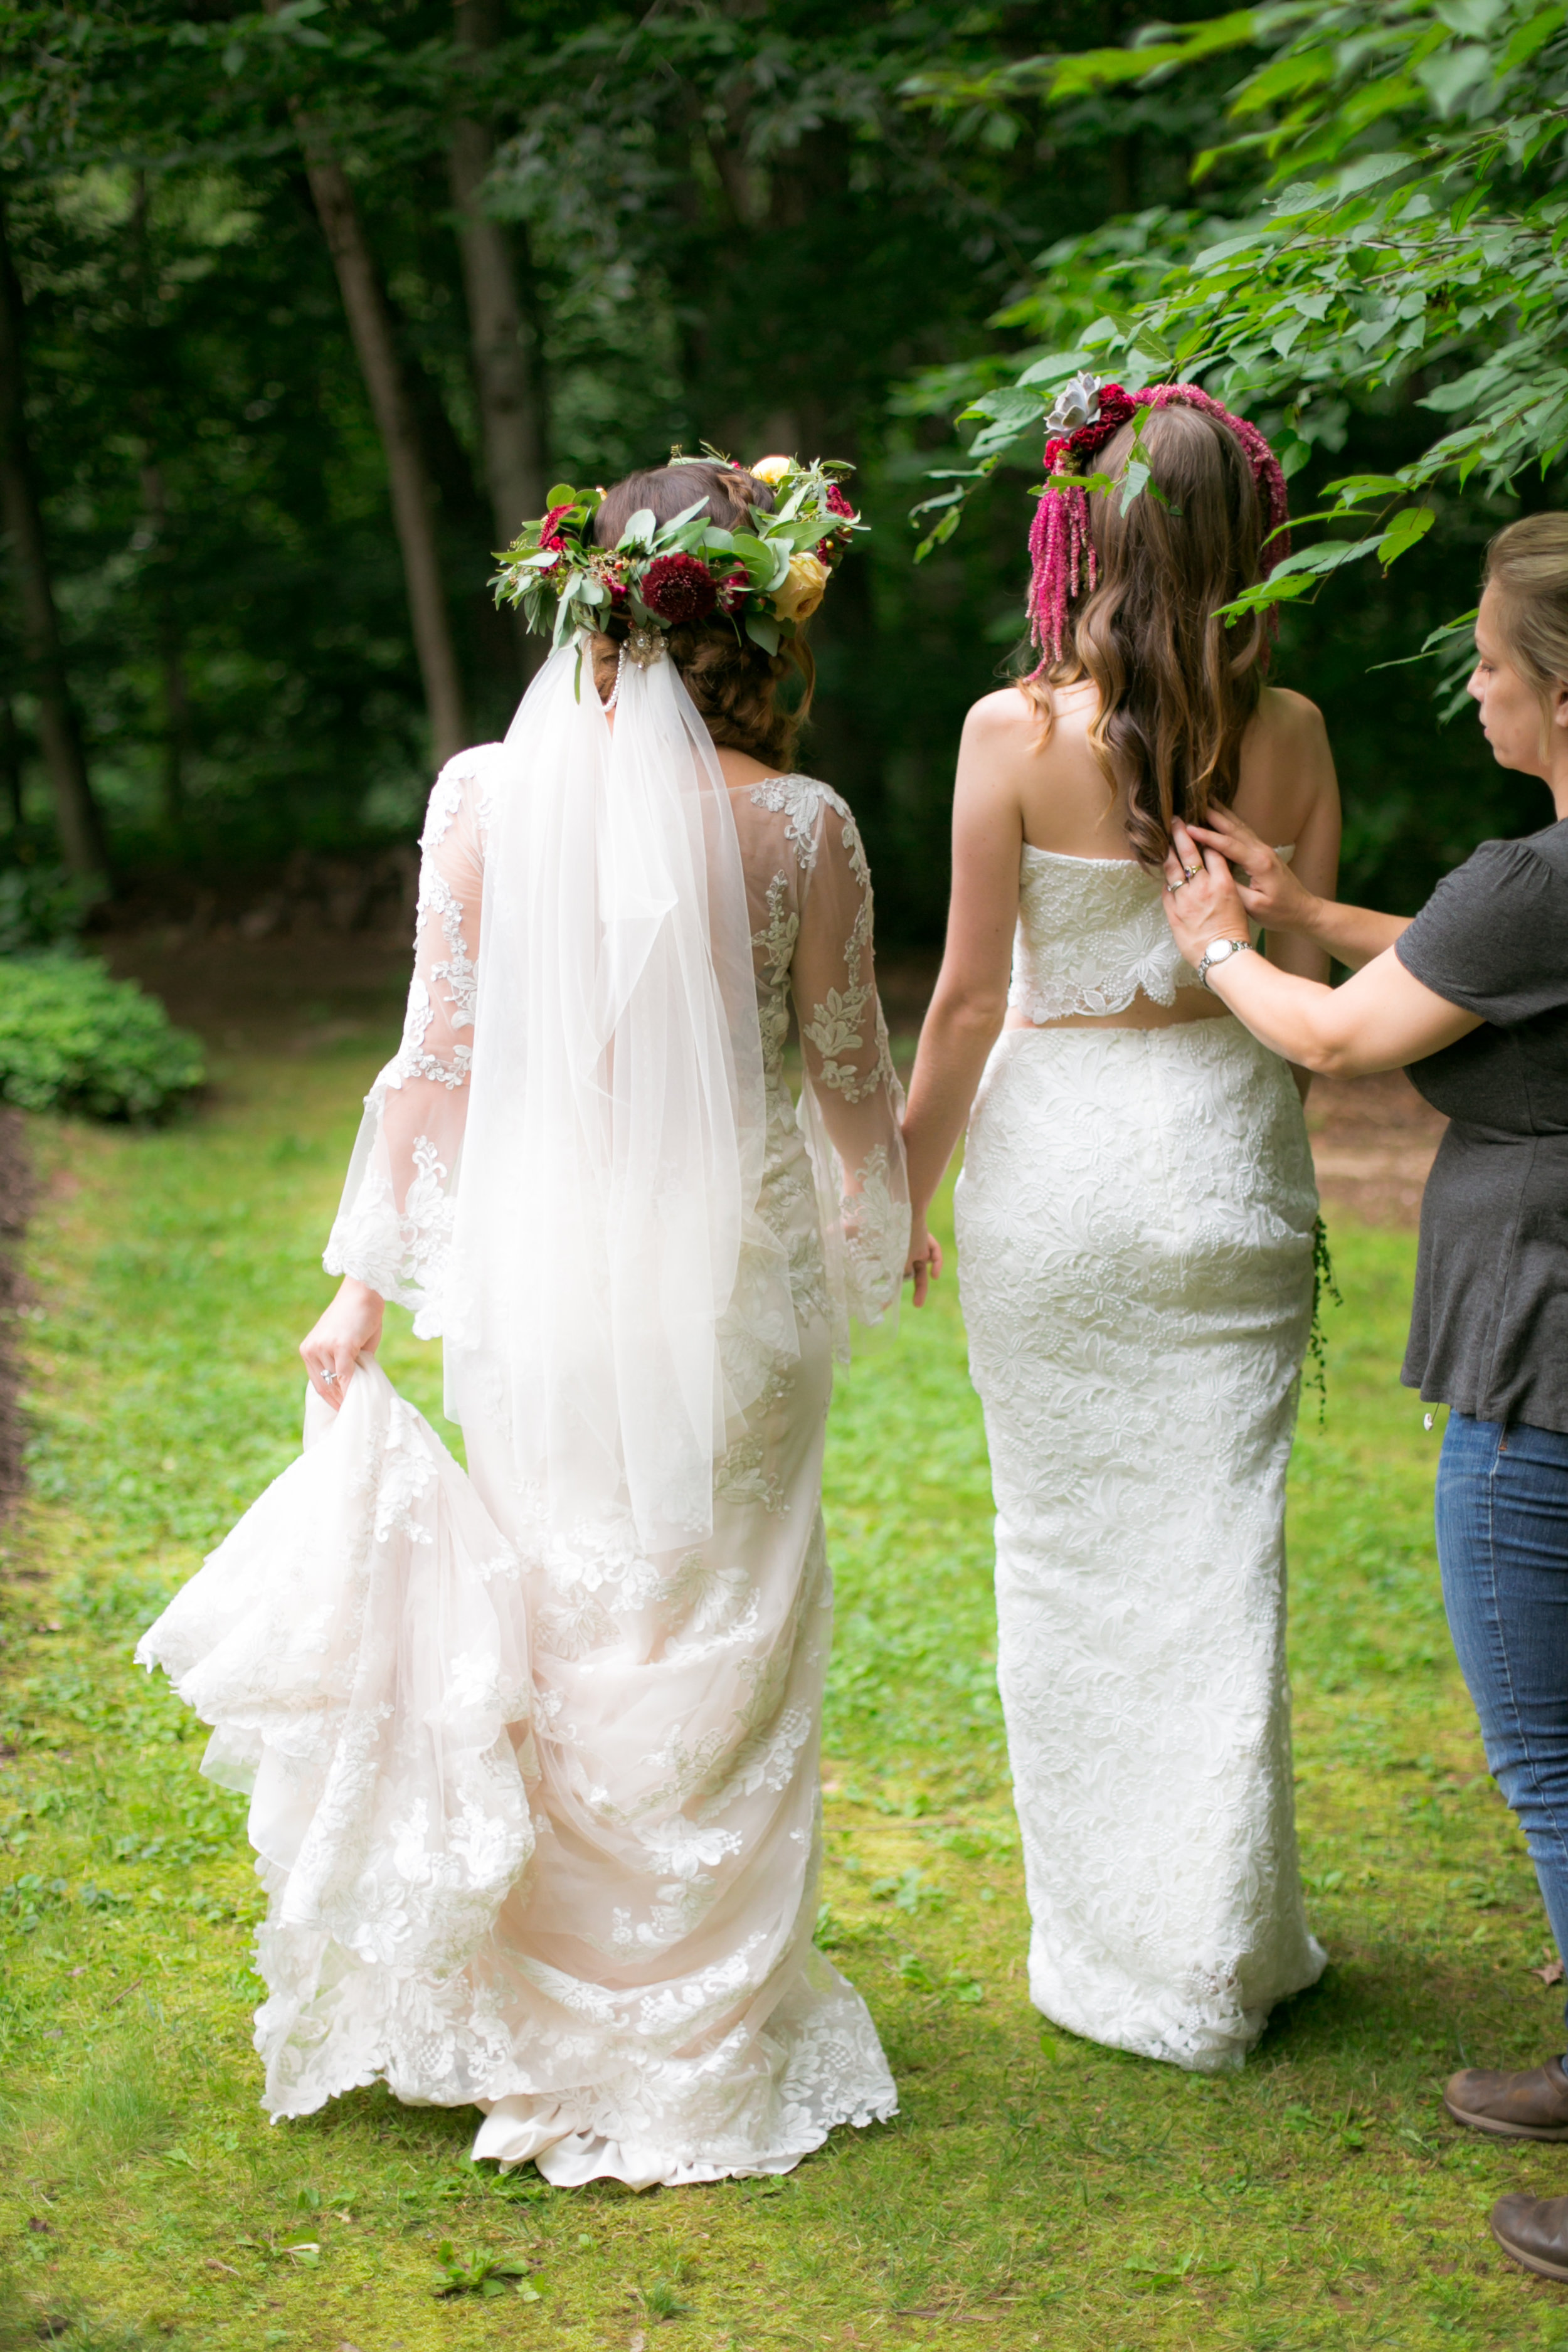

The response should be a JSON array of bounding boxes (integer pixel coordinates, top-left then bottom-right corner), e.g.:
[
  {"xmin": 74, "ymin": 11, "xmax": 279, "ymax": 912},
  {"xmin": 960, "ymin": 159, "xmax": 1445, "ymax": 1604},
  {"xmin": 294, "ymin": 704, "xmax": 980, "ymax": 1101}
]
[
  {"xmin": 0, "ymin": 955, "xmax": 205, "ymax": 1120},
  {"xmin": 0, "ymin": 862, "xmax": 92, "ymax": 956}
]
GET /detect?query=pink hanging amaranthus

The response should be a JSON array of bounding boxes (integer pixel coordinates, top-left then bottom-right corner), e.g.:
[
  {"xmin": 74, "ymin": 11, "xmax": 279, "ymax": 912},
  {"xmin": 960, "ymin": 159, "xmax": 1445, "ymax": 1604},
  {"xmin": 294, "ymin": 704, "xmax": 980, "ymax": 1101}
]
[{"xmin": 1025, "ymin": 379, "xmax": 1293, "ymax": 669}]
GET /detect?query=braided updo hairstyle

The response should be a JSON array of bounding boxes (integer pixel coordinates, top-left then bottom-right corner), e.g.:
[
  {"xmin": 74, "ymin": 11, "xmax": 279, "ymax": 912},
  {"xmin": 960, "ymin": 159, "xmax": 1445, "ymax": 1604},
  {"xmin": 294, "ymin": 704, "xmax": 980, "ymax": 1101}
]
[{"xmin": 590, "ymin": 461, "xmax": 814, "ymax": 767}]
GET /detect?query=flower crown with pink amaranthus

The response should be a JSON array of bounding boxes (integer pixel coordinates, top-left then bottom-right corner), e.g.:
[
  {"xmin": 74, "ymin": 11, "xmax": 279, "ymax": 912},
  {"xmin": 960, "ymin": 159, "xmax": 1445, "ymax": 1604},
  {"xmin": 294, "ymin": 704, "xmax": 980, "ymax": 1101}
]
[
  {"xmin": 492, "ymin": 450, "xmax": 864, "ymax": 660},
  {"xmin": 1027, "ymin": 375, "xmax": 1292, "ymax": 668}
]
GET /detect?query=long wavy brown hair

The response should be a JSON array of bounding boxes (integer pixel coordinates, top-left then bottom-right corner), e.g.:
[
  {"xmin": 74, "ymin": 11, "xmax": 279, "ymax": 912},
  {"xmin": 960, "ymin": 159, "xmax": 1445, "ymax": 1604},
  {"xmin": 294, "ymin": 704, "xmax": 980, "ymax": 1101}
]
[
  {"xmin": 590, "ymin": 460, "xmax": 814, "ymax": 768},
  {"xmin": 1021, "ymin": 401, "xmax": 1271, "ymax": 871}
]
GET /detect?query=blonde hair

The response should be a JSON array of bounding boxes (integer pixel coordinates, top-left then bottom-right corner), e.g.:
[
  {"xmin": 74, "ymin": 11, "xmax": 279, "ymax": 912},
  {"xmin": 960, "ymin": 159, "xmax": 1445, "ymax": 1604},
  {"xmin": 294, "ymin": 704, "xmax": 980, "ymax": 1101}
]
[{"xmin": 1483, "ymin": 513, "xmax": 1568, "ymax": 743}]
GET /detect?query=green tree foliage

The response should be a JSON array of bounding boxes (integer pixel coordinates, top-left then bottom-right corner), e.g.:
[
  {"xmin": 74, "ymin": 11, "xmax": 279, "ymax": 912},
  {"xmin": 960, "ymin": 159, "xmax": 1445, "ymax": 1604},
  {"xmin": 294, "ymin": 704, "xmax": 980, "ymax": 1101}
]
[
  {"xmin": 916, "ymin": 3, "xmax": 1568, "ymax": 576},
  {"xmin": 906, "ymin": 0, "xmax": 1568, "ymax": 904},
  {"xmin": 0, "ymin": 1, "xmax": 1195, "ymax": 938},
  {"xmin": 1, "ymin": 2, "xmax": 1556, "ymax": 935}
]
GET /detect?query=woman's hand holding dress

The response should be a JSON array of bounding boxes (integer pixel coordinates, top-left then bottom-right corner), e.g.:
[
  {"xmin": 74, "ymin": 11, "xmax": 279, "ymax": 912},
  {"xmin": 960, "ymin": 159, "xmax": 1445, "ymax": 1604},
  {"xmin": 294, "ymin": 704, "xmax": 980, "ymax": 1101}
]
[
  {"xmin": 1184, "ymin": 806, "xmax": 1320, "ymax": 933},
  {"xmin": 299, "ymin": 1278, "xmax": 384, "ymax": 1407},
  {"xmin": 1161, "ymin": 817, "xmax": 1480, "ymax": 1076}
]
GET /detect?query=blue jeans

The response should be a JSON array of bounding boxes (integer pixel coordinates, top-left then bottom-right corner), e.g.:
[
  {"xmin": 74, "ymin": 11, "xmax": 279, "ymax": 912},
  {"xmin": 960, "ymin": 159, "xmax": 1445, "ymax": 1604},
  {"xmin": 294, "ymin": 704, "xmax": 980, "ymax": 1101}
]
[{"xmin": 1437, "ymin": 1412, "xmax": 1568, "ymax": 2017}]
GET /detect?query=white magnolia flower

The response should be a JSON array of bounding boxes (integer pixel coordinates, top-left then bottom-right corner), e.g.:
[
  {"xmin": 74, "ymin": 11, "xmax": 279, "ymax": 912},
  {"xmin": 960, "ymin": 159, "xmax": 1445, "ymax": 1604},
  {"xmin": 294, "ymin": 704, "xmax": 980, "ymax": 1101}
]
[{"xmin": 1044, "ymin": 371, "xmax": 1104, "ymax": 437}]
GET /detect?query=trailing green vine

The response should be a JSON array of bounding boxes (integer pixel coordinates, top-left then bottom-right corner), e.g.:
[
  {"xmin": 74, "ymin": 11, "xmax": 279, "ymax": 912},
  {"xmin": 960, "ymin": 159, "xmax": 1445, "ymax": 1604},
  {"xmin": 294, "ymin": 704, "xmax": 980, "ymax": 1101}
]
[{"xmin": 1306, "ymin": 1212, "xmax": 1342, "ymax": 1421}]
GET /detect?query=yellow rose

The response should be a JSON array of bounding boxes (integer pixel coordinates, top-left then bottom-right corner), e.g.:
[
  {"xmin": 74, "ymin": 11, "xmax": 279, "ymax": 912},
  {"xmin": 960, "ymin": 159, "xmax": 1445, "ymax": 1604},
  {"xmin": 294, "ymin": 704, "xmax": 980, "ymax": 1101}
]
[
  {"xmin": 748, "ymin": 453, "xmax": 793, "ymax": 487},
  {"xmin": 773, "ymin": 551, "xmax": 829, "ymax": 623}
]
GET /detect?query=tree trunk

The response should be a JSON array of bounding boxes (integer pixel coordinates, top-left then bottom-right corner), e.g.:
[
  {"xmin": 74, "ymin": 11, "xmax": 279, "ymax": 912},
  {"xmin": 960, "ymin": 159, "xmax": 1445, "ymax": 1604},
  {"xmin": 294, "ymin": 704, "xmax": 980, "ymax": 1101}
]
[
  {"xmin": 0, "ymin": 192, "xmax": 110, "ymax": 889},
  {"xmin": 139, "ymin": 463, "xmax": 189, "ymax": 827},
  {"xmin": 129, "ymin": 184, "xmax": 188, "ymax": 828},
  {"xmin": 449, "ymin": 0, "xmax": 547, "ymax": 675},
  {"xmin": 0, "ymin": 695, "xmax": 23, "ymax": 833},
  {"xmin": 265, "ymin": 3, "xmax": 469, "ymax": 765}
]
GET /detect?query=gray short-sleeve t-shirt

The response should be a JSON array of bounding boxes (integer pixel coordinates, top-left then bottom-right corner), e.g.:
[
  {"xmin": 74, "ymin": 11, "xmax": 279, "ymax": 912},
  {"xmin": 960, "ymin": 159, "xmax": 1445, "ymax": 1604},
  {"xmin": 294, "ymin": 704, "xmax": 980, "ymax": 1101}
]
[{"xmin": 1395, "ymin": 818, "xmax": 1568, "ymax": 1433}]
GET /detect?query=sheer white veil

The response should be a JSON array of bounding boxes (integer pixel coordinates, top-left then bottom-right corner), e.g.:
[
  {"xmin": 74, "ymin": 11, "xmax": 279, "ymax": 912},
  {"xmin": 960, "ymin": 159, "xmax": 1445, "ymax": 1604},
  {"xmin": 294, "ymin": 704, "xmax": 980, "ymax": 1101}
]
[{"xmin": 442, "ymin": 637, "xmax": 794, "ymax": 1558}]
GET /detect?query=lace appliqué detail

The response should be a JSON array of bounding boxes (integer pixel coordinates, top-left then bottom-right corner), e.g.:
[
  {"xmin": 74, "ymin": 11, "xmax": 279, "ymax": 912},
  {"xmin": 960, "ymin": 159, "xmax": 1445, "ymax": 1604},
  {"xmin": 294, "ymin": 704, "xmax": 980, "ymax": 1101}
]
[
  {"xmin": 325, "ymin": 1135, "xmax": 455, "ymax": 1335},
  {"xmin": 326, "ymin": 760, "xmax": 490, "ymax": 1324},
  {"xmin": 748, "ymin": 773, "xmax": 854, "ymax": 872},
  {"xmin": 800, "ymin": 881, "xmax": 896, "ymax": 1108},
  {"xmin": 841, "ymin": 1144, "xmax": 907, "ymax": 1324},
  {"xmin": 1009, "ymin": 847, "xmax": 1202, "ymax": 1020},
  {"xmin": 743, "ymin": 774, "xmax": 908, "ymax": 1345},
  {"xmin": 423, "ymin": 743, "xmax": 503, "ymax": 857},
  {"xmin": 1009, "ymin": 844, "xmax": 1295, "ymax": 1023}
]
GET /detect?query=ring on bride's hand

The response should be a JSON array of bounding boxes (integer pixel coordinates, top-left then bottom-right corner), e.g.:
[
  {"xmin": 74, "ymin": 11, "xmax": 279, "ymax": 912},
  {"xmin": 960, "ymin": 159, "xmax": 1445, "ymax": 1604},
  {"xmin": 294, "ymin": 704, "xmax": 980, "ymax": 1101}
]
[
  {"xmin": 1166, "ymin": 874, "xmax": 1187, "ymax": 893},
  {"xmin": 1182, "ymin": 862, "xmax": 1201, "ymax": 881},
  {"xmin": 323, "ymin": 1369, "xmax": 341, "ymax": 1384}
]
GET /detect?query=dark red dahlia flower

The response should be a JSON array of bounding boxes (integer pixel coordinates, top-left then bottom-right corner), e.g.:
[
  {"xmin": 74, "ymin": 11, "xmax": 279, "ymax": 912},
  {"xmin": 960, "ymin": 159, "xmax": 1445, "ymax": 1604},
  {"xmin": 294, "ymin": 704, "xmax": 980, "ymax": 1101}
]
[{"xmin": 640, "ymin": 552, "xmax": 718, "ymax": 625}]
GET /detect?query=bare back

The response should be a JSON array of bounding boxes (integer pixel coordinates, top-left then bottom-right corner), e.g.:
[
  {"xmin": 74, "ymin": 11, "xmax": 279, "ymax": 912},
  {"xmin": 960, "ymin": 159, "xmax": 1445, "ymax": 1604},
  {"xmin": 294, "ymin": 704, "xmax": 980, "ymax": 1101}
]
[{"xmin": 955, "ymin": 679, "xmax": 1341, "ymax": 1030}]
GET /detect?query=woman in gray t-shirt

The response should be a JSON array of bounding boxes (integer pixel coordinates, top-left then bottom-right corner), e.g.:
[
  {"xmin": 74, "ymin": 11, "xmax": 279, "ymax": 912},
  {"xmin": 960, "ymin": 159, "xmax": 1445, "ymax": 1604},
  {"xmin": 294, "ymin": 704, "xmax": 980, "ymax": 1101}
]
[{"xmin": 1162, "ymin": 512, "xmax": 1568, "ymax": 2286}]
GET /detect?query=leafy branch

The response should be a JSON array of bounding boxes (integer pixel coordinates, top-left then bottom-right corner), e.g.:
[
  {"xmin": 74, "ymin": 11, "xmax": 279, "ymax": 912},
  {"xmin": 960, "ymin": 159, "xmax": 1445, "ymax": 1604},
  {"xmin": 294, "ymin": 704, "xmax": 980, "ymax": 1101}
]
[{"xmin": 903, "ymin": 1, "xmax": 1568, "ymax": 620}]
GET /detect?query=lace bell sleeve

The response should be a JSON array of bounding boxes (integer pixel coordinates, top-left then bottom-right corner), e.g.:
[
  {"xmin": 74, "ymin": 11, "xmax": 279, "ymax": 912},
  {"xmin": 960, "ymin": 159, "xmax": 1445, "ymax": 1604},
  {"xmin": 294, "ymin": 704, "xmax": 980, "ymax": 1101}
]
[
  {"xmin": 791, "ymin": 789, "xmax": 911, "ymax": 1347},
  {"xmin": 322, "ymin": 748, "xmax": 495, "ymax": 1338}
]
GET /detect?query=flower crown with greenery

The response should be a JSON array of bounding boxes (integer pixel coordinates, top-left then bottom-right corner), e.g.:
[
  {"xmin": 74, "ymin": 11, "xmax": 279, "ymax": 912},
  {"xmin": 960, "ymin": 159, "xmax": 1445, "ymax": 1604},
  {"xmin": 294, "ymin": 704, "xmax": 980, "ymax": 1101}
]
[{"xmin": 492, "ymin": 450, "xmax": 864, "ymax": 660}]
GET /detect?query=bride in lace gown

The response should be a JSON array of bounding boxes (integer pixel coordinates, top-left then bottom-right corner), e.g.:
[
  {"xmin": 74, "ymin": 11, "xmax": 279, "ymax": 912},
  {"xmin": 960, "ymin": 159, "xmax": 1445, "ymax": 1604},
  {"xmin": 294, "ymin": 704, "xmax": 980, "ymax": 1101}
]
[
  {"xmin": 138, "ymin": 458, "xmax": 909, "ymax": 2185},
  {"xmin": 901, "ymin": 384, "xmax": 1338, "ymax": 2072}
]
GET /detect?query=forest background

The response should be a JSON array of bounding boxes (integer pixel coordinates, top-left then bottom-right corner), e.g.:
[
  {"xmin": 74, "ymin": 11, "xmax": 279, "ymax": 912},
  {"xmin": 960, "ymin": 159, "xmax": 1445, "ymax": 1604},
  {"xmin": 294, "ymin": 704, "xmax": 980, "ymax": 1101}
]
[{"xmin": 1, "ymin": 0, "xmax": 1564, "ymax": 953}]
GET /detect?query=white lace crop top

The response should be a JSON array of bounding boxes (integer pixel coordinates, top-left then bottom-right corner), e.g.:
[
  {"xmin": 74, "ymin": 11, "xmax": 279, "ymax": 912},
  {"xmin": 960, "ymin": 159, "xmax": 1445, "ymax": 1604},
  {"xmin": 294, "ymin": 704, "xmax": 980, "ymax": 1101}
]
[{"xmin": 1008, "ymin": 842, "xmax": 1294, "ymax": 1023}]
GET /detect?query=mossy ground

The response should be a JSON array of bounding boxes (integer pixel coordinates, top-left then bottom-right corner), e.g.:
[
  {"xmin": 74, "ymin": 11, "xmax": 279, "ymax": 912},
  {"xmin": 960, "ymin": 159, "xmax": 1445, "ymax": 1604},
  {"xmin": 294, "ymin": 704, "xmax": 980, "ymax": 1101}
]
[{"xmin": 3, "ymin": 1025, "xmax": 1568, "ymax": 2349}]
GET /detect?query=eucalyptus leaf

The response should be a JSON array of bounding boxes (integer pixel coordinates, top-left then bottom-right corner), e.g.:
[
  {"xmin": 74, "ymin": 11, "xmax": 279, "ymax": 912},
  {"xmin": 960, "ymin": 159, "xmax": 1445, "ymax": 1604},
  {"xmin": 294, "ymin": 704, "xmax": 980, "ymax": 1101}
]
[
  {"xmin": 746, "ymin": 611, "xmax": 781, "ymax": 655},
  {"xmin": 655, "ymin": 497, "xmax": 713, "ymax": 538},
  {"xmin": 727, "ymin": 533, "xmax": 775, "ymax": 581}
]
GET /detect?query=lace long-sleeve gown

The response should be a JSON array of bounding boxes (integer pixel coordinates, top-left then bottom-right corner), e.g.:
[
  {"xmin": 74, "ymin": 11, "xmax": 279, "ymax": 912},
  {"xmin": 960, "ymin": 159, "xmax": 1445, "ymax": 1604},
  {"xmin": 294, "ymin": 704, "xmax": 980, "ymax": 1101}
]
[
  {"xmin": 142, "ymin": 751, "xmax": 909, "ymax": 2188},
  {"xmin": 955, "ymin": 847, "xmax": 1325, "ymax": 2074}
]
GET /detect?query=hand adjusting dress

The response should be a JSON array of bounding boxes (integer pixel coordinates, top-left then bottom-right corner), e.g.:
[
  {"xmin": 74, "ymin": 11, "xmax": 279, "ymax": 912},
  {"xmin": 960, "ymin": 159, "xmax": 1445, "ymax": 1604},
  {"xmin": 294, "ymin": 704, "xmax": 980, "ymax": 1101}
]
[
  {"xmin": 955, "ymin": 845, "xmax": 1325, "ymax": 2072},
  {"xmin": 138, "ymin": 644, "xmax": 909, "ymax": 2185}
]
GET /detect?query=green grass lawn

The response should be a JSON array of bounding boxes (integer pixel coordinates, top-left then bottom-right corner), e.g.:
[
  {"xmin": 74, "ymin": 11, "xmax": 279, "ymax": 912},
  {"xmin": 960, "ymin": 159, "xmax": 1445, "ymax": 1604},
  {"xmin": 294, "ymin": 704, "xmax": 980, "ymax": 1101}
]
[{"xmin": 4, "ymin": 1032, "xmax": 1568, "ymax": 2351}]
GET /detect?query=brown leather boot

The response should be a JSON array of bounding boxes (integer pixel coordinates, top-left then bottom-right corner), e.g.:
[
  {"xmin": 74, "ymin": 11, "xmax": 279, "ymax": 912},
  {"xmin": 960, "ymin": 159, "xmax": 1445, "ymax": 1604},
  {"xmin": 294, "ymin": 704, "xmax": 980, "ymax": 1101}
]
[
  {"xmin": 1444, "ymin": 2055, "xmax": 1568, "ymax": 2141},
  {"xmin": 1492, "ymin": 2193, "xmax": 1568, "ymax": 2281}
]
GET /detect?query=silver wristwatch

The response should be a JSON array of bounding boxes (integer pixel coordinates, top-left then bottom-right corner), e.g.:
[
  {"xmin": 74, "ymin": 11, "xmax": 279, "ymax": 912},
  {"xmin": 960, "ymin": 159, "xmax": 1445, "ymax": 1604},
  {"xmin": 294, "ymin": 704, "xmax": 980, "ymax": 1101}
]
[{"xmin": 1195, "ymin": 936, "xmax": 1253, "ymax": 990}]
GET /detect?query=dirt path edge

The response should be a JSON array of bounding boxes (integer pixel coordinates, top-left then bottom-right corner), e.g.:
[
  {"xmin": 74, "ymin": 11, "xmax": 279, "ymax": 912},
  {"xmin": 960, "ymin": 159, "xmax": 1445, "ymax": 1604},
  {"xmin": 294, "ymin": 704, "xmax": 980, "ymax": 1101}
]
[{"xmin": 0, "ymin": 1109, "xmax": 33, "ymax": 1523}]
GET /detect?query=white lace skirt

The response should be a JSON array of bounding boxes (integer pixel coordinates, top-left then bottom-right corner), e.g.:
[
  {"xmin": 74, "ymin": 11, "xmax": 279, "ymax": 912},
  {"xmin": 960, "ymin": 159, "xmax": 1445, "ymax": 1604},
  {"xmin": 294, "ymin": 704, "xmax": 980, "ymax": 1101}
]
[
  {"xmin": 956, "ymin": 1020, "xmax": 1326, "ymax": 2072},
  {"xmin": 137, "ymin": 1305, "xmax": 896, "ymax": 2185},
  {"xmin": 459, "ymin": 1321, "xmax": 897, "ymax": 2187}
]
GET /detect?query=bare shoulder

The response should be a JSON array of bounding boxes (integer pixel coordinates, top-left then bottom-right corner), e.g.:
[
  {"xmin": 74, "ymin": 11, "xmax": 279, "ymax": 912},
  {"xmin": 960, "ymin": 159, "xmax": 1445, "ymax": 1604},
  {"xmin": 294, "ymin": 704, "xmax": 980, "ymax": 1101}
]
[
  {"xmin": 1256, "ymin": 684, "xmax": 1329, "ymax": 750},
  {"xmin": 961, "ymin": 684, "xmax": 1040, "ymax": 749},
  {"xmin": 1236, "ymin": 684, "xmax": 1337, "ymax": 847}
]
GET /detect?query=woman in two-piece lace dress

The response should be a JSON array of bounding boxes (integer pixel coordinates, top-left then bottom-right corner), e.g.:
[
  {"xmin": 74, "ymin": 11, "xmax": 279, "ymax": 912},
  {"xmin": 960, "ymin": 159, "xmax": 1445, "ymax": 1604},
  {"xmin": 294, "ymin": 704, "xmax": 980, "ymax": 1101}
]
[
  {"xmin": 899, "ymin": 382, "xmax": 1339, "ymax": 2072},
  {"xmin": 139, "ymin": 457, "xmax": 910, "ymax": 2185}
]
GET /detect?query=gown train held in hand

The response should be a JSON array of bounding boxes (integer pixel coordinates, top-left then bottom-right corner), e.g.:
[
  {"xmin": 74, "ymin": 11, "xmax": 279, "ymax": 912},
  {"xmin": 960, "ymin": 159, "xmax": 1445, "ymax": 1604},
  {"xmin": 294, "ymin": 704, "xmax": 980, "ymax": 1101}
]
[{"xmin": 138, "ymin": 642, "xmax": 910, "ymax": 2185}]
